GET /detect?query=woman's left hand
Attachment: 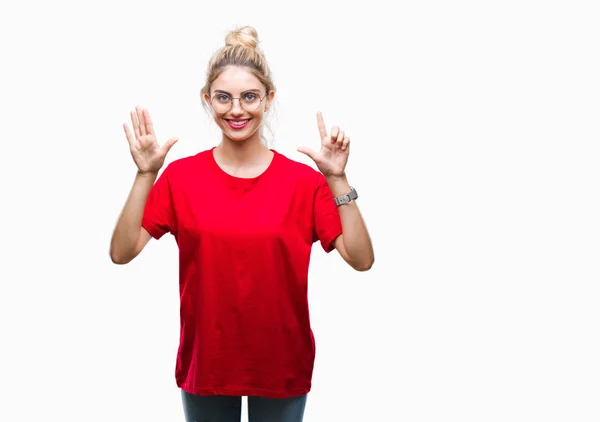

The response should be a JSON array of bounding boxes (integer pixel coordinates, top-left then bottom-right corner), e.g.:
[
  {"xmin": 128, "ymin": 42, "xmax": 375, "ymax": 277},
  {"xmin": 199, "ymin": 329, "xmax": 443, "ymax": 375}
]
[{"xmin": 298, "ymin": 112, "xmax": 350, "ymax": 178}]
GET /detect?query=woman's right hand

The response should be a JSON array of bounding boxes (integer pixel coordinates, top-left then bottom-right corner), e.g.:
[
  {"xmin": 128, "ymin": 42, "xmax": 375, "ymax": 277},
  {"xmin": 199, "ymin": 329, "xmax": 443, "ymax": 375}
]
[{"xmin": 123, "ymin": 106, "xmax": 178, "ymax": 175}]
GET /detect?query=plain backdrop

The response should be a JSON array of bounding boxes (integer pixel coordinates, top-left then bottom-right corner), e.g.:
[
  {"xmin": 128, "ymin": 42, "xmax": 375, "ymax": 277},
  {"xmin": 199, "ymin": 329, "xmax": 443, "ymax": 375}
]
[{"xmin": 1, "ymin": 0, "xmax": 599, "ymax": 421}]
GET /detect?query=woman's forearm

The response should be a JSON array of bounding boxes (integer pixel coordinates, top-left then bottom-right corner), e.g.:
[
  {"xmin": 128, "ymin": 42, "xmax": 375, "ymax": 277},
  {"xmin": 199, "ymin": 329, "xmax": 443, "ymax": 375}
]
[
  {"xmin": 110, "ymin": 171, "xmax": 157, "ymax": 263},
  {"xmin": 326, "ymin": 174, "xmax": 374, "ymax": 269}
]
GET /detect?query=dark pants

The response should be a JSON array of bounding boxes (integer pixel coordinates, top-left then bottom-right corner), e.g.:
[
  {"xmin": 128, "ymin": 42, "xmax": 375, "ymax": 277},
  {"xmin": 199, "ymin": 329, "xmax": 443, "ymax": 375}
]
[{"xmin": 181, "ymin": 389, "xmax": 308, "ymax": 422}]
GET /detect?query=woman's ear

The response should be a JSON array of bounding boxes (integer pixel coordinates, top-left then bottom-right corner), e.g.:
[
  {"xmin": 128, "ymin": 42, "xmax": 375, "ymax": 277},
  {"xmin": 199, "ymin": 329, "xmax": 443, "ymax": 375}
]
[{"xmin": 265, "ymin": 90, "xmax": 275, "ymax": 111}]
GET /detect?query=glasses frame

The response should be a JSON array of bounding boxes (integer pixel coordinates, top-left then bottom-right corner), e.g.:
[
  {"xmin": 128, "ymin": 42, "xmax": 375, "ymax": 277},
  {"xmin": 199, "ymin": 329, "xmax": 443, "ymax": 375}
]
[{"xmin": 209, "ymin": 91, "xmax": 268, "ymax": 113}]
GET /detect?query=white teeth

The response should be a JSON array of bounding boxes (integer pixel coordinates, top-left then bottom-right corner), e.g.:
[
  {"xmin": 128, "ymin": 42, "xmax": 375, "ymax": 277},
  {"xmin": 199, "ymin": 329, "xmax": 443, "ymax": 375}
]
[{"xmin": 229, "ymin": 120, "xmax": 248, "ymax": 125}]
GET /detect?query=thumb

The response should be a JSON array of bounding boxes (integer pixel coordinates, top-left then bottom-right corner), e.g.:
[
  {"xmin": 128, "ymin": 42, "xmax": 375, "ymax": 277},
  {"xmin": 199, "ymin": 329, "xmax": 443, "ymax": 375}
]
[
  {"xmin": 162, "ymin": 137, "xmax": 179, "ymax": 155},
  {"xmin": 297, "ymin": 146, "xmax": 317, "ymax": 161}
]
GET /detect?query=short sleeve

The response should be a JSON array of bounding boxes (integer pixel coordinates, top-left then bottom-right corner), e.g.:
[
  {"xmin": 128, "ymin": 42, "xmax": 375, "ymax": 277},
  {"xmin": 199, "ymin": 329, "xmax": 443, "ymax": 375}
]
[
  {"xmin": 312, "ymin": 172, "xmax": 343, "ymax": 253},
  {"xmin": 141, "ymin": 165, "xmax": 175, "ymax": 240}
]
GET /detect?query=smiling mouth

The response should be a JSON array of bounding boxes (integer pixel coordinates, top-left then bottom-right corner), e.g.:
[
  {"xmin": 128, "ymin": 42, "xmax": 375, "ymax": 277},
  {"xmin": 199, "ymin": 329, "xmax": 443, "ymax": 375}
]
[{"xmin": 226, "ymin": 119, "xmax": 251, "ymax": 129}]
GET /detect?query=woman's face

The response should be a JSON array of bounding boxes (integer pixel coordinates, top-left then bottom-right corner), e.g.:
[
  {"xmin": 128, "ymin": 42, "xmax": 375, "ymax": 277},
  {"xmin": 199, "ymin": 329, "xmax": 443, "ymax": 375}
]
[{"xmin": 205, "ymin": 66, "xmax": 274, "ymax": 143}]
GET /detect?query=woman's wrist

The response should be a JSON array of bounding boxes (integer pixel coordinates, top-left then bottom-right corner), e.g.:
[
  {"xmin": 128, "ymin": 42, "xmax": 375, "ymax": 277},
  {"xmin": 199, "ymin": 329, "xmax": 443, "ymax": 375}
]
[{"xmin": 325, "ymin": 173, "xmax": 351, "ymax": 197}]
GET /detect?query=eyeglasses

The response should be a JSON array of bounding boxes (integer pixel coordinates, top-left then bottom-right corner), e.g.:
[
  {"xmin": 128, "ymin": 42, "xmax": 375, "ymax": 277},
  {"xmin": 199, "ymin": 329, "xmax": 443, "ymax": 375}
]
[{"xmin": 210, "ymin": 91, "xmax": 267, "ymax": 113}]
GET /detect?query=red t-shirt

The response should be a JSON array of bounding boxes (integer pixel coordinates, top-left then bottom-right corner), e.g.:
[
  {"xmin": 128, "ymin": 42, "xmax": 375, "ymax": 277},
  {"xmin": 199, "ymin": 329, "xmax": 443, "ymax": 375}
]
[{"xmin": 141, "ymin": 147, "xmax": 343, "ymax": 398}]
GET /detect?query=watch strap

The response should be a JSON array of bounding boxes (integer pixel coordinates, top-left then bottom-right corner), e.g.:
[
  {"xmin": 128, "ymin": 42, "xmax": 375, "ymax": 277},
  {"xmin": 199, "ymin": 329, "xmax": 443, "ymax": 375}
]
[{"xmin": 334, "ymin": 187, "xmax": 358, "ymax": 206}]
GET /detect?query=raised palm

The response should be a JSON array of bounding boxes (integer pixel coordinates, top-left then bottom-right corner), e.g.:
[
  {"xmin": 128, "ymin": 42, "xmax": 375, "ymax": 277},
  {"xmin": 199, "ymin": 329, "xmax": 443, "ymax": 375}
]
[
  {"xmin": 297, "ymin": 112, "xmax": 350, "ymax": 178},
  {"xmin": 123, "ymin": 106, "xmax": 178, "ymax": 174}
]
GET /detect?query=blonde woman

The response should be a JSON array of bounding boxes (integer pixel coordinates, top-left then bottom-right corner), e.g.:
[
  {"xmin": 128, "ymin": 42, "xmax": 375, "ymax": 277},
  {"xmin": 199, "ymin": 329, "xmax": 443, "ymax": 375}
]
[{"xmin": 110, "ymin": 26, "xmax": 374, "ymax": 422}]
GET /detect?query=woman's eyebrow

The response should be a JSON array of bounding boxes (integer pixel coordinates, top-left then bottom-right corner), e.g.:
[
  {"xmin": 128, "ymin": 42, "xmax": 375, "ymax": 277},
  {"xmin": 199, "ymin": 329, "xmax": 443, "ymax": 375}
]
[{"xmin": 213, "ymin": 89, "xmax": 261, "ymax": 95}]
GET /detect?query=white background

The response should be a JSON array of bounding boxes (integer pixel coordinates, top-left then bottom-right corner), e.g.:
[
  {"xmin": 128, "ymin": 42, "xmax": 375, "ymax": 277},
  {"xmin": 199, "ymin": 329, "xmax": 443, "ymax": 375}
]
[{"xmin": 1, "ymin": 0, "xmax": 599, "ymax": 421}]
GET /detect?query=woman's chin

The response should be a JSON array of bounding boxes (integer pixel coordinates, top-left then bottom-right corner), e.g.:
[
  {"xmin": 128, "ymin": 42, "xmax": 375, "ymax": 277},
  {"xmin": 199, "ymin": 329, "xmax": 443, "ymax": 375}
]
[{"xmin": 223, "ymin": 127, "xmax": 258, "ymax": 142}]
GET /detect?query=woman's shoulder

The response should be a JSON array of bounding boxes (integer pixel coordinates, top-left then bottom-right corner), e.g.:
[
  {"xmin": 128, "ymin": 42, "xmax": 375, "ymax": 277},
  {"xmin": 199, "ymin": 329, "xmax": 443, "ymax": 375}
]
[
  {"xmin": 164, "ymin": 148, "xmax": 213, "ymax": 174},
  {"xmin": 273, "ymin": 149, "xmax": 322, "ymax": 182}
]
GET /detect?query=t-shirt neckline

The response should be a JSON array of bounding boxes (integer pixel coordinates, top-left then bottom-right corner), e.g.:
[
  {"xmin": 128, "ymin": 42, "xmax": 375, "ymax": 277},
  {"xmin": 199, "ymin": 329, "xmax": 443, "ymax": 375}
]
[{"xmin": 210, "ymin": 146, "xmax": 278, "ymax": 186}]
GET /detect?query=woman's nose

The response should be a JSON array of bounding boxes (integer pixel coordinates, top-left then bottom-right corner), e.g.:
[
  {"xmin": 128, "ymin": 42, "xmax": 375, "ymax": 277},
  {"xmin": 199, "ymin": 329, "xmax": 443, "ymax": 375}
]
[{"xmin": 230, "ymin": 98, "xmax": 244, "ymax": 115}]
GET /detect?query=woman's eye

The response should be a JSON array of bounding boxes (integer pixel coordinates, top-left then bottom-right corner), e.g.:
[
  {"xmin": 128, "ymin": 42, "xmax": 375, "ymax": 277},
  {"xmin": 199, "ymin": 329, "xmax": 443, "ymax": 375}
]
[
  {"xmin": 244, "ymin": 93, "xmax": 257, "ymax": 101},
  {"xmin": 217, "ymin": 94, "xmax": 230, "ymax": 102}
]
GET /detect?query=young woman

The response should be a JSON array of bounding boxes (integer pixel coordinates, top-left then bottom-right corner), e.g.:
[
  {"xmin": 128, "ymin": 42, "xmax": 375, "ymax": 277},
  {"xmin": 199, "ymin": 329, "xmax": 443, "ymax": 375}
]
[{"xmin": 110, "ymin": 26, "xmax": 374, "ymax": 422}]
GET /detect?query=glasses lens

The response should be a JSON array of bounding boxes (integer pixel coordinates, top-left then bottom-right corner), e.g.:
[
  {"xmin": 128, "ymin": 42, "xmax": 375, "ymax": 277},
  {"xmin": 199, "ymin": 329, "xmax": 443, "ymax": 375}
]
[
  {"xmin": 241, "ymin": 93, "xmax": 262, "ymax": 111},
  {"xmin": 211, "ymin": 94, "xmax": 231, "ymax": 113}
]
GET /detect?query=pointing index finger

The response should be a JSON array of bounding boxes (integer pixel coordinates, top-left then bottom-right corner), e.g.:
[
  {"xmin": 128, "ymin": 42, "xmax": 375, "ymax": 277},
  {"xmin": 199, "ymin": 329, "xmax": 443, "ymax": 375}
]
[{"xmin": 316, "ymin": 111, "xmax": 328, "ymax": 140}]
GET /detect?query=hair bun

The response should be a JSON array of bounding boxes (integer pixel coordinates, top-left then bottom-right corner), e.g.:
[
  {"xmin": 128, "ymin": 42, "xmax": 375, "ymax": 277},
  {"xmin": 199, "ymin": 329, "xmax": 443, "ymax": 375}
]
[{"xmin": 225, "ymin": 26, "xmax": 259, "ymax": 49}]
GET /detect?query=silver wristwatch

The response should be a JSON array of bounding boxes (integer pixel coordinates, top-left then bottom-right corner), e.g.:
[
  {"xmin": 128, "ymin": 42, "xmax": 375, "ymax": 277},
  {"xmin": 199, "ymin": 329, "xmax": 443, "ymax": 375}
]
[{"xmin": 334, "ymin": 187, "xmax": 358, "ymax": 206}]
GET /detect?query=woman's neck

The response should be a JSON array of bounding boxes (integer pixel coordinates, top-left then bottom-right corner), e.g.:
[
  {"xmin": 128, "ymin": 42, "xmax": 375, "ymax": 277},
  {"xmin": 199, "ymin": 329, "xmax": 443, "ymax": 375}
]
[{"xmin": 216, "ymin": 134, "xmax": 271, "ymax": 167}]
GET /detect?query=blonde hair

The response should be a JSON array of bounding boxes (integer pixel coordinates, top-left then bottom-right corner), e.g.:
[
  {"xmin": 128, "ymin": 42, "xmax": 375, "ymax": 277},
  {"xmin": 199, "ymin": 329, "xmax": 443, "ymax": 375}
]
[{"xmin": 200, "ymin": 26, "xmax": 276, "ymax": 144}]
